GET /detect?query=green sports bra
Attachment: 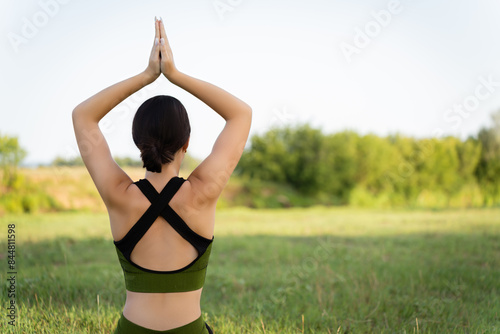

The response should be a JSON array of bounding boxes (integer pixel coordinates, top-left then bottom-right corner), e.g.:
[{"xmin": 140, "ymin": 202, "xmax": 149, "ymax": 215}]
[{"xmin": 113, "ymin": 176, "xmax": 214, "ymax": 293}]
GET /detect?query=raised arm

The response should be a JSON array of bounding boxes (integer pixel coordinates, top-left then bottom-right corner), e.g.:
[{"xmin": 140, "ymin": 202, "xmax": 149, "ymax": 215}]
[
  {"xmin": 72, "ymin": 18, "xmax": 163, "ymax": 207},
  {"xmin": 158, "ymin": 20, "xmax": 252, "ymax": 202}
]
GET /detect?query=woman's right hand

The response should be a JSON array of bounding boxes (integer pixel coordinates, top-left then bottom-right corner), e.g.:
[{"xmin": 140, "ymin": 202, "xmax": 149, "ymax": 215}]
[{"xmin": 158, "ymin": 18, "xmax": 178, "ymax": 80}]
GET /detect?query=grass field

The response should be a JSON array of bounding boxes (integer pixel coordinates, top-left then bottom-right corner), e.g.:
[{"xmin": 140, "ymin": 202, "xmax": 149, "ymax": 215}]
[{"xmin": 1, "ymin": 207, "xmax": 500, "ymax": 333}]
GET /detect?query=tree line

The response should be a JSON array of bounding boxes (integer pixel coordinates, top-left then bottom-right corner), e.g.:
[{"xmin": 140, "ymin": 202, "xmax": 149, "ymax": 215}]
[
  {"xmin": 236, "ymin": 111, "xmax": 500, "ymax": 208},
  {"xmin": 1, "ymin": 110, "xmax": 499, "ymax": 210},
  {"xmin": 51, "ymin": 154, "xmax": 200, "ymax": 171}
]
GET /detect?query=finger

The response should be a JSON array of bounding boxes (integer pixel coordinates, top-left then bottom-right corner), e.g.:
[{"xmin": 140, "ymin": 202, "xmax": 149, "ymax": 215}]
[
  {"xmin": 159, "ymin": 18, "xmax": 171, "ymax": 47},
  {"xmin": 155, "ymin": 17, "xmax": 160, "ymax": 40},
  {"xmin": 159, "ymin": 38, "xmax": 166, "ymax": 56},
  {"xmin": 150, "ymin": 38, "xmax": 160, "ymax": 60},
  {"xmin": 150, "ymin": 18, "xmax": 160, "ymax": 55},
  {"xmin": 151, "ymin": 35, "xmax": 159, "ymax": 55},
  {"xmin": 153, "ymin": 40, "xmax": 160, "ymax": 59},
  {"xmin": 160, "ymin": 38, "xmax": 172, "ymax": 54},
  {"xmin": 160, "ymin": 39, "xmax": 172, "ymax": 63}
]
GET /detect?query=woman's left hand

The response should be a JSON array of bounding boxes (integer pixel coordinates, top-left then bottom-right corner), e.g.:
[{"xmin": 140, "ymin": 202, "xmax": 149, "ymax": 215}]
[{"xmin": 144, "ymin": 18, "xmax": 161, "ymax": 82}]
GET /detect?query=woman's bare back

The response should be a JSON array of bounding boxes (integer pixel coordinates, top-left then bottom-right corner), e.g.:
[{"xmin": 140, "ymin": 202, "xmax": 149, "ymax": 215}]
[{"xmin": 108, "ymin": 177, "xmax": 216, "ymax": 330}]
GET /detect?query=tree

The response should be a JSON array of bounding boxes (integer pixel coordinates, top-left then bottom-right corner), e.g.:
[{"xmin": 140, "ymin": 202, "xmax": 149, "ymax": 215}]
[
  {"xmin": 322, "ymin": 131, "xmax": 359, "ymax": 203},
  {"xmin": 355, "ymin": 133, "xmax": 401, "ymax": 194},
  {"xmin": 237, "ymin": 127, "xmax": 291, "ymax": 185},
  {"xmin": 0, "ymin": 133, "xmax": 27, "ymax": 188},
  {"xmin": 456, "ymin": 137, "xmax": 481, "ymax": 183},
  {"xmin": 237, "ymin": 124, "xmax": 326, "ymax": 194},
  {"xmin": 475, "ymin": 110, "xmax": 500, "ymax": 204},
  {"xmin": 417, "ymin": 137, "xmax": 461, "ymax": 197}
]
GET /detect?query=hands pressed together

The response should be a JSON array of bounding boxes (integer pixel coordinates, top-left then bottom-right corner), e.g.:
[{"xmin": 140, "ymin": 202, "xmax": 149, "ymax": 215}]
[{"xmin": 145, "ymin": 17, "xmax": 177, "ymax": 82}]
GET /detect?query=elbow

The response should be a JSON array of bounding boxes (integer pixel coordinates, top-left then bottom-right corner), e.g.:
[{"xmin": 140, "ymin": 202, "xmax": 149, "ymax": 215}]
[
  {"xmin": 237, "ymin": 105, "xmax": 252, "ymax": 129},
  {"xmin": 72, "ymin": 103, "xmax": 84, "ymax": 123},
  {"xmin": 247, "ymin": 106, "xmax": 253, "ymax": 125},
  {"xmin": 71, "ymin": 107, "xmax": 80, "ymax": 125},
  {"xmin": 239, "ymin": 105, "xmax": 252, "ymax": 131},
  {"xmin": 71, "ymin": 106, "xmax": 91, "ymax": 129},
  {"xmin": 234, "ymin": 105, "xmax": 252, "ymax": 126},
  {"xmin": 226, "ymin": 104, "xmax": 252, "ymax": 124},
  {"xmin": 243, "ymin": 104, "xmax": 252, "ymax": 122},
  {"xmin": 72, "ymin": 104, "xmax": 94, "ymax": 125}
]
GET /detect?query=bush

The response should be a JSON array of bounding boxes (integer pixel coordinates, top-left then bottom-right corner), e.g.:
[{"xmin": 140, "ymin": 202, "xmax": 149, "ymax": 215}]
[{"xmin": 0, "ymin": 172, "xmax": 61, "ymax": 214}]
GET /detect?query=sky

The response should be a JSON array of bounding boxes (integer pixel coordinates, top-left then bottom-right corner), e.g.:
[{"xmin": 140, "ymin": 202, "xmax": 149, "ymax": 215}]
[{"xmin": 2, "ymin": 0, "xmax": 500, "ymax": 166}]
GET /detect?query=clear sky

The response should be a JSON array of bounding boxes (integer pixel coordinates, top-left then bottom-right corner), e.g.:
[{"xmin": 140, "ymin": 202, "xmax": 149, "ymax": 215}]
[{"xmin": 2, "ymin": 0, "xmax": 500, "ymax": 165}]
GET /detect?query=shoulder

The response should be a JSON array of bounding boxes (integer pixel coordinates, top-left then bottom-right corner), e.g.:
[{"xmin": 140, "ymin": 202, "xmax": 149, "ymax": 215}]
[
  {"xmin": 183, "ymin": 175, "xmax": 220, "ymax": 208},
  {"xmin": 172, "ymin": 178, "xmax": 217, "ymax": 238},
  {"xmin": 106, "ymin": 179, "xmax": 140, "ymax": 209},
  {"xmin": 106, "ymin": 180, "xmax": 148, "ymax": 240}
]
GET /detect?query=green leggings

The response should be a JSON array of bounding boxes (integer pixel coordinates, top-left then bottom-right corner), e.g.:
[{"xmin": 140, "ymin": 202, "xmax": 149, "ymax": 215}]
[{"xmin": 114, "ymin": 313, "xmax": 213, "ymax": 334}]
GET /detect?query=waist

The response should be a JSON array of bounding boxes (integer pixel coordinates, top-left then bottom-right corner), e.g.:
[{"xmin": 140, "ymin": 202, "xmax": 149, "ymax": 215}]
[{"xmin": 123, "ymin": 289, "xmax": 203, "ymax": 330}]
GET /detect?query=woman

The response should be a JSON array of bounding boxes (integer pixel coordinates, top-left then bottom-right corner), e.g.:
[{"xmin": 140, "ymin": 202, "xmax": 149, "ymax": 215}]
[{"xmin": 72, "ymin": 17, "xmax": 252, "ymax": 334}]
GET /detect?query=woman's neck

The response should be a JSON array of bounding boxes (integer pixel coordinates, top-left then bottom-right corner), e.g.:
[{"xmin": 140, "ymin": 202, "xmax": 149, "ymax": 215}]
[{"xmin": 144, "ymin": 158, "xmax": 182, "ymax": 185}]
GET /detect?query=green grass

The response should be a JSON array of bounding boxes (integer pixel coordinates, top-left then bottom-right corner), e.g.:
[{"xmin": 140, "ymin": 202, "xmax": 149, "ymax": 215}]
[{"xmin": 1, "ymin": 207, "xmax": 500, "ymax": 333}]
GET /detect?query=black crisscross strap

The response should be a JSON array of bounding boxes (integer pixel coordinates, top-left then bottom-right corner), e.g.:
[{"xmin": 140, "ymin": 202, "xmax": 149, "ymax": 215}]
[{"xmin": 114, "ymin": 177, "xmax": 212, "ymax": 261}]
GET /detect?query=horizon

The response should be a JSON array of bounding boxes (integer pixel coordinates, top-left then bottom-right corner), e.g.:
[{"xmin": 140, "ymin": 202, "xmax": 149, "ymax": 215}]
[{"xmin": 16, "ymin": 116, "xmax": 497, "ymax": 167}]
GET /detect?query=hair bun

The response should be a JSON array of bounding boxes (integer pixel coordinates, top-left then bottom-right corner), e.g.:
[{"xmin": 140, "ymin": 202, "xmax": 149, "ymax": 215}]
[{"xmin": 140, "ymin": 144, "xmax": 163, "ymax": 173}]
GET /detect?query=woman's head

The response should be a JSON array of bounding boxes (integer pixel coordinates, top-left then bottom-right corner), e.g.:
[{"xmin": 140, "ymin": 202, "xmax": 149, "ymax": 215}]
[{"xmin": 132, "ymin": 95, "xmax": 190, "ymax": 173}]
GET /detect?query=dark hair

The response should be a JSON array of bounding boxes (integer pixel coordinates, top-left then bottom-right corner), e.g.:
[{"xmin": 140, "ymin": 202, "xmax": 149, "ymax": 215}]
[{"xmin": 132, "ymin": 95, "xmax": 190, "ymax": 173}]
